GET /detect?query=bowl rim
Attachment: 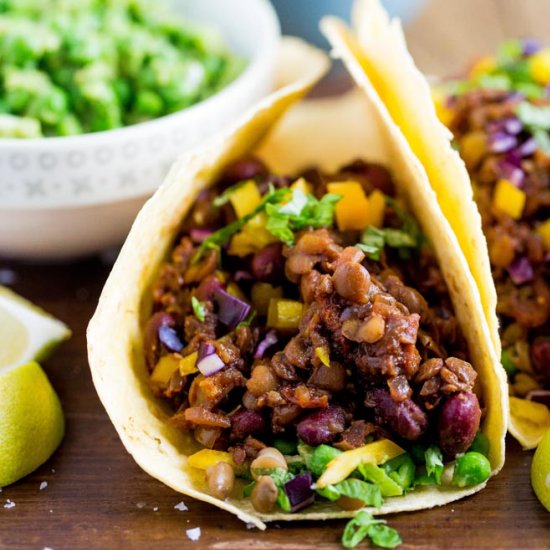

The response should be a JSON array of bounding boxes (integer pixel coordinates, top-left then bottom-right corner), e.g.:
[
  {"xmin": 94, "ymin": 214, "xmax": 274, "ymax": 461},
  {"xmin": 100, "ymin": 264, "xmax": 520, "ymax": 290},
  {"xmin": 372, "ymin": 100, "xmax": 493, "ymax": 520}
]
[{"xmin": 0, "ymin": 0, "xmax": 280, "ymax": 149}]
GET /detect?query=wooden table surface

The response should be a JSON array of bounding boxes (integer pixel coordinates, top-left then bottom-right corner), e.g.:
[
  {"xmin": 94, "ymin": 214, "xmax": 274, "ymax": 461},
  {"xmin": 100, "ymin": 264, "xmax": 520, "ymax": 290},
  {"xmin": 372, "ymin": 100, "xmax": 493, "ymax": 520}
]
[{"xmin": 2, "ymin": 1, "xmax": 550, "ymax": 548}]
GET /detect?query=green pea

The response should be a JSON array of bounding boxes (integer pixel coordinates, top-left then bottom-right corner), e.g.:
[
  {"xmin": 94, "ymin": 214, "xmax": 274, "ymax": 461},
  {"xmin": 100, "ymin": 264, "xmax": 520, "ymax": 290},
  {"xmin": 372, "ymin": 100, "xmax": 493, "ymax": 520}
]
[
  {"xmin": 309, "ymin": 445, "xmax": 342, "ymax": 477},
  {"xmin": 272, "ymin": 438, "xmax": 298, "ymax": 456},
  {"xmin": 468, "ymin": 431, "xmax": 490, "ymax": 457},
  {"xmin": 452, "ymin": 452, "xmax": 491, "ymax": 488}
]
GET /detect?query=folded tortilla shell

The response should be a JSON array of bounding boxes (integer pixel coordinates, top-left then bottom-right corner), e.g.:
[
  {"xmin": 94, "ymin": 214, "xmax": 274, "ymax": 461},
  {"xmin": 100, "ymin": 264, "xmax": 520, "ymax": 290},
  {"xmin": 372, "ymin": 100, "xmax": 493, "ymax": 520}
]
[
  {"xmin": 88, "ymin": 36, "xmax": 507, "ymax": 530},
  {"xmin": 321, "ymin": 0, "xmax": 512, "ymax": 447}
]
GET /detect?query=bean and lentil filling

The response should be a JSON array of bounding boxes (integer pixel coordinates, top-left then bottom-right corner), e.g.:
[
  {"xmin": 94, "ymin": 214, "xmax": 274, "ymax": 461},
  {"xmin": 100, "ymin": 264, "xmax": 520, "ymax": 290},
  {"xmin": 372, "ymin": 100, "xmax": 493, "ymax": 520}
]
[
  {"xmin": 143, "ymin": 156, "xmax": 489, "ymax": 524},
  {"xmin": 437, "ymin": 39, "xmax": 550, "ymax": 408}
]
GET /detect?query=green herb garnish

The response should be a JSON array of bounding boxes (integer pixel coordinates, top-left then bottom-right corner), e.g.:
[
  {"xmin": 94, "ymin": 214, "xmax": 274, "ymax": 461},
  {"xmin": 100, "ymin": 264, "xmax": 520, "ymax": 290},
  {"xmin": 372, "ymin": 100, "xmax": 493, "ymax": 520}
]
[
  {"xmin": 193, "ymin": 186, "xmax": 290, "ymax": 261},
  {"xmin": 190, "ymin": 296, "xmax": 206, "ymax": 322},
  {"xmin": 265, "ymin": 191, "xmax": 342, "ymax": 246},
  {"xmin": 212, "ymin": 180, "xmax": 248, "ymax": 207},
  {"xmin": 342, "ymin": 511, "xmax": 402, "ymax": 549},
  {"xmin": 424, "ymin": 445, "xmax": 444, "ymax": 485},
  {"xmin": 516, "ymin": 102, "xmax": 550, "ymax": 155},
  {"xmin": 500, "ymin": 348, "xmax": 518, "ymax": 379}
]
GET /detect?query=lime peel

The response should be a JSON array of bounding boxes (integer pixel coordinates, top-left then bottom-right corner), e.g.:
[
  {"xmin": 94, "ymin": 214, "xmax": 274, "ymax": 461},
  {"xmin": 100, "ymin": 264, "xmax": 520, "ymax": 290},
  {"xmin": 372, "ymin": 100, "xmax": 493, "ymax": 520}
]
[
  {"xmin": 0, "ymin": 361, "xmax": 65, "ymax": 487},
  {"xmin": 531, "ymin": 427, "xmax": 550, "ymax": 512}
]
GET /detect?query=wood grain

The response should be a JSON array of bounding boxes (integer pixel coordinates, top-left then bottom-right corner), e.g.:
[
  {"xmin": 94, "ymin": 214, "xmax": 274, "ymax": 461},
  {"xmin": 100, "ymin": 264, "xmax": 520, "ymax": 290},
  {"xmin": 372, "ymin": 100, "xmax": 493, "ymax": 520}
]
[{"xmin": 2, "ymin": 2, "xmax": 550, "ymax": 547}]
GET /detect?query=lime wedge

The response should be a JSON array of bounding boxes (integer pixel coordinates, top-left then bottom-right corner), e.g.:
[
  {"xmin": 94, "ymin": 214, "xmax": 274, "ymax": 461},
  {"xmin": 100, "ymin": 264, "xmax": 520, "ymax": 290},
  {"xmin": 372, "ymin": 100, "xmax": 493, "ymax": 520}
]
[
  {"xmin": 0, "ymin": 361, "xmax": 65, "ymax": 487},
  {"xmin": 0, "ymin": 285, "xmax": 71, "ymax": 372},
  {"xmin": 531, "ymin": 427, "xmax": 550, "ymax": 512}
]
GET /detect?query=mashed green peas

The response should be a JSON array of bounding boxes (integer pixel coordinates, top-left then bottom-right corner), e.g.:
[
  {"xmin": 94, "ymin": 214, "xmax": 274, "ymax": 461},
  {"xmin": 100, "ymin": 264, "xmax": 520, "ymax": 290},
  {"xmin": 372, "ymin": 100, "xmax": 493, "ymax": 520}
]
[{"xmin": 0, "ymin": 0, "xmax": 245, "ymax": 138}]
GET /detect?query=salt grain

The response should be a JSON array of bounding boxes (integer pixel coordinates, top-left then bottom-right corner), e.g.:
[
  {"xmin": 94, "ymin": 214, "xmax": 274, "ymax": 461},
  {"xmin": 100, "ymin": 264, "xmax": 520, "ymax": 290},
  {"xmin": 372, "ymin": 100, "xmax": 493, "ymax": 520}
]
[
  {"xmin": 153, "ymin": 507, "xmax": 159, "ymax": 512},
  {"xmin": 186, "ymin": 527, "xmax": 201, "ymax": 541},
  {"xmin": 39, "ymin": 481, "xmax": 48, "ymax": 491},
  {"xmin": 174, "ymin": 501, "xmax": 188, "ymax": 512},
  {"xmin": 4, "ymin": 500, "xmax": 15, "ymax": 509},
  {"xmin": 44, "ymin": 547, "xmax": 55, "ymax": 550},
  {"xmin": 136, "ymin": 502, "xmax": 146, "ymax": 509},
  {"xmin": 0, "ymin": 269, "xmax": 17, "ymax": 285},
  {"xmin": 245, "ymin": 523, "xmax": 256, "ymax": 530}
]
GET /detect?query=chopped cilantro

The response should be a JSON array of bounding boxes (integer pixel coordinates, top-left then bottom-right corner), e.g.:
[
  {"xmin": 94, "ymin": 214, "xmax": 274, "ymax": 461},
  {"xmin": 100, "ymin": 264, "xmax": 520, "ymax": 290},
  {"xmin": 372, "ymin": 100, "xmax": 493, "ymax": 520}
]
[
  {"xmin": 515, "ymin": 102, "xmax": 550, "ymax": 155},
  {"xmin": 191, "ymin": 296, "xmax": 206, "ymax": 322},
  {"xmin": 193, "ymin": 186, "xmax": 290, "ymax": 262},
  {"xmin": 424, "ymin": 445, "xmax": 444, "ymax": 485},
  {"xmin": 265, "ymin": 191, "xmax": 342, "ymax": 246},
  {"xmin": 342, "ymin": 511, "xmax": 402, "ymax": 549},
  {"xmin": 212, "ymin": 180, "xmax": 248, "ymax": 207}
]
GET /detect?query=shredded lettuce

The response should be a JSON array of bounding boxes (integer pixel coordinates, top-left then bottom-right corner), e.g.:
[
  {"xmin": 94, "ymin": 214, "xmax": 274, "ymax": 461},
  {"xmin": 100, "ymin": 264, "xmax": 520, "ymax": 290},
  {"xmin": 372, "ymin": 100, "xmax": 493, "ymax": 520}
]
[{"xmin": 190, "ymin": 296, "xmax": 206, "ymax": 322}]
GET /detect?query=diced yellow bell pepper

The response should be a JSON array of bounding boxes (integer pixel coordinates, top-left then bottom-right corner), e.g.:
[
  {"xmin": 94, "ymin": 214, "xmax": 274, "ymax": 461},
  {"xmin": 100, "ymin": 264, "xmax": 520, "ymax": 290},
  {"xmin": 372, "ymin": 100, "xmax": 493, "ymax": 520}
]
[
  {"xmin": 536, "ymin": 218, "xmax": 550, "ymax": 250},
  {"xmin": 469, "ymin": 55, "xmax": 496, "ymax": 79},
  {"xmin": 431, "ymin": 86, "xmax": 454, "ymax": 127},
  {"xmin": 227, "ymin": 282, "xmax": 247, "ymax": 302},
  {"xmin": 179, "ymin": 351, "xmax": 199, "ymax": 376},
  {"xmin": 228, "ymin": 212, "xmax": 278, "ymax": 257},
  {"xmin": 251, "ymin": 282, "xmax": 283, "ymax": 315},
  {"xmin": 315, "ymin": 346, "xmax": 330, "ymax": 367},
  {"xmin": 267, "ymin": 299, "xmax": 303, "ymax": 330},
  {"xmin": 187, "ymin": 449, "xmax": 235, "ymax": 470},
  {"xmin": 290, "ymin": 177, "xmax": 313, "ymax": 195},
  {"xmin": 493, "ymin": 179, "xmax": 526, "ymax": 220},
  {"xmin": 459, "ymin": 130, "xmax": 487, "ymax": 170},
  {"xmin": 364, "ymin": 189, "xmax": 386, "ymax": 228},
  {"xmin": 513, "ymin": 372, "xmax": 540, "ymax": 397},
  {"xmin": 529, "ymin": 48, "xmax": 550, "ymax": 84},
  {"xmin": 510, "ymin": 396, "xmax": 550, "ymax": 449},
  {"xmin": 229, "ymin": 180, "xmax": 262, "ymax": 218},
  {"xmin": 151, "ymin": 354, "xmax": 181, "ymax": 385},
  {"xmin": 327, "ymin": 181, "xmax": 370, "ymax": 231},
  {"xmin": 316, "ymin": 439, "xmax": 405, "ymax": 488}
]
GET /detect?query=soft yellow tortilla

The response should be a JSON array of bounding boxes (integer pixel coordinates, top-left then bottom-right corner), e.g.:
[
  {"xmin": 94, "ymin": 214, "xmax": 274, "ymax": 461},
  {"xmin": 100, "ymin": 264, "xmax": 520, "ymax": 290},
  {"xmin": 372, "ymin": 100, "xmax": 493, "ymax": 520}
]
[
  {"xmin": 88, "ymin": 38, "xmax": 506, "ymax": 529},
  {"xmin": 321, "ymin": 0, "xmax": 517, "ymax": 448}
]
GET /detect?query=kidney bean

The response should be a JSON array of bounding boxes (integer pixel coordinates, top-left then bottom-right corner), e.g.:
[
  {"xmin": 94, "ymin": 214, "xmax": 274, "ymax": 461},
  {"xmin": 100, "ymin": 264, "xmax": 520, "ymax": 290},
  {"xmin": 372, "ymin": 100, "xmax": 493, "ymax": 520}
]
[
  {"xmin": 531, "ymin": 338, "xmax": 550, "ymax": 384},
  {"xmin": 221, "ymin": 157, "xmax": 268, "ymax": 183},
  {"xmin": 438, "ymin": 391, "xmax": 481, "ymax": 458},
  {"xmin": 251, "ymin": 243, "xmax": 285, "ymax": 283},
  {"xmin": 195, "ymin": 274, "xmax": 224, "ymax": 301},
  {"xmin": 230, "ymin": 408, "xmax": 266, "ymax": 441},
  {"xmin": 144, "ymin": 312, "xmax": 174, "ymax": 368},
  {"xmin": 296, "ymin": 405, "xmax": 346, "ymax": 446},
  {"xmin": 366, "ymin": 388, "xmax": 428, "ymax": 441}
]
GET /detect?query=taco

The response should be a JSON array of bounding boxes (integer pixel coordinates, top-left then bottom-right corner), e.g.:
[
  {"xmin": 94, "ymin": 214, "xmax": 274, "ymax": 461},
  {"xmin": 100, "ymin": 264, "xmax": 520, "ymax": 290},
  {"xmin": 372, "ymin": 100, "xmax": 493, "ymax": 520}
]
[
  {"xmin": 322, "ymin": 0, "xmax": 545, "ymax": 449},
  {"xmin": 87, "ymin": 34, "xmax": 505, "ymax": 533}
]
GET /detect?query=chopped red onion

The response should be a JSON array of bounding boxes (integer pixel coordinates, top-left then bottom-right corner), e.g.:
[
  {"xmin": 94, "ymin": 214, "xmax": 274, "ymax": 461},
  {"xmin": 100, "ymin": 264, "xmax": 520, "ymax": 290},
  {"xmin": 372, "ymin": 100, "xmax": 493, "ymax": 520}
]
[
  {"xmin": 497, "ymin": 159, "xmax": 525, "ymax": 187},
  {"xmin": 254, "ymin": 330, "xmax": 278, "ymax": 359},
  {"xmin": 158, "ymin": 325, "xmax": 184, "ymax": 352},
  {"xmin": 505, "ymin": 150, "xmax": 522, "ymax": 167},
  {"xmin": 507, "ymin": 257, "xmax": 534, "ymax": 285},
  {"xmin": 234, "ymin": 270, "xmax": 253, "ymax": 282},
  {"xmin": 213, "ymin": 287, "xmax": 251, "ymax": 329},
  {"xmin": 517, "ymin": 137, "xmax": 537, "ymax": 157},
  {"xmin": 284, "ymin": 473, "xmax": 315, "ymax": 512},
  {"xmin": 489, "ymin": 132, "xmax": 518, "ymax": 153},
  {"xmin": 523, "ymin": 38, "xmax": 541, "ymax": 56},
  {"xmin": 544, "ymin": 251, "xmax": 550, "ymax": 264},
  {"xmin": 190, "ymin": 228, "xmax": 213, "ymax": 243},
  {"xmin": 488, "ymin": 117, "xmax": 522, "ymax": 136},
  {"xmin": 196, "ymin": 342, "xmax": 225, "ymax": 376}
]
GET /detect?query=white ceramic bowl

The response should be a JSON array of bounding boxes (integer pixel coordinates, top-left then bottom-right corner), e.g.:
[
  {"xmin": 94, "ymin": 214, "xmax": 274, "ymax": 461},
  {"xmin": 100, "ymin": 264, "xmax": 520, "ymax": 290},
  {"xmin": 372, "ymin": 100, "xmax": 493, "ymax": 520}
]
[{"xmin": 0, "ymin": 0, "xmax": 280, "ymax": 260}]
